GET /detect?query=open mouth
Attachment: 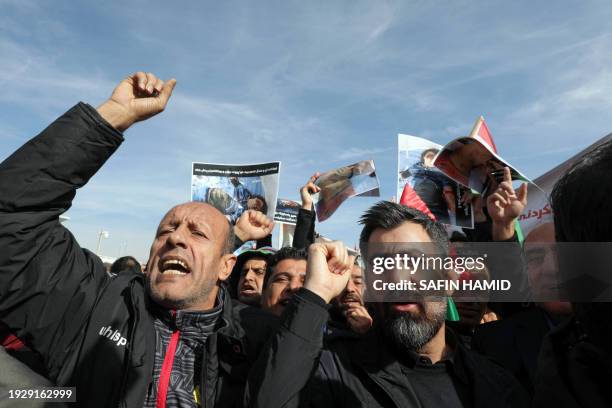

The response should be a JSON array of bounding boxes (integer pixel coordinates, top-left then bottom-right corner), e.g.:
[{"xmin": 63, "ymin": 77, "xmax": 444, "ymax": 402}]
[
  {"xmin": 240, "ymin": 284, "xmax": 258, "ymax": 295},
  {"xmin": 160, "ymin": 257, "xmax": 191, "ymax": 276},
  {"xmin": 341, "ymin": 296, "xmax": 361, "ymax": 305}
]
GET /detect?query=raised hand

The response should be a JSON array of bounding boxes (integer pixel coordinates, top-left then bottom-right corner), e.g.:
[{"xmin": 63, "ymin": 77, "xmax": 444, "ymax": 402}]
[
  {"xmin": 97, "ymin": 72, "xmax": 177, "ymax": 132},
  {"xmin": 345, "ymin": 304, "xmax": 373, "ymax": 334},
  {"xmin": 234, "ymin": 210, "xmax": 275, "ymax": 242},
  {"xmin": 300, "ymin": 172, "xmax": 321, "ymax": 210},
  {"xmin": 480, "ymin": 309, "xmax": 499, "ymax": 324},
  {"xmin": 486, "ymin": 167, "xmax": 528, "ymax": 240},
  {"xmin": 304, "ymin": 241, "xmax": 351, "ymax": 303}
]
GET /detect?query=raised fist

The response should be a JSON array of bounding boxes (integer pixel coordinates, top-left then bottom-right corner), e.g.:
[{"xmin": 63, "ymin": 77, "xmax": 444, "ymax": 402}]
[
  {"xmin": 97, "ymin": 72, "xmax": 177, "ymax": 132},
  {"xmin": 300, "ymin": 172, "xmax": 321, "ymax": 210},
  {"xmin": 234, "ymin": 210, "xmax": 275, "ymax": 242},
  {"xmin": 304, "ymin": 241, "xmax": 351, "ymax": 303}
]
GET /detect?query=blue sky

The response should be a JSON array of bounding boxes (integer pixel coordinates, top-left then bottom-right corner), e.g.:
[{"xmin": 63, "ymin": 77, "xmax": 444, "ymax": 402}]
[{"xmin": 2, "ymin": 0, "xmax": 612, "ymax": 261}]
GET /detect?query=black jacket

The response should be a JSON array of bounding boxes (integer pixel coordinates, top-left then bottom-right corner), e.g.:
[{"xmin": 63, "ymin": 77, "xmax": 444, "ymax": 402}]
[
  {"xmin": 292, "ymin": 208, "xmax": 315, "ymax": 250},
  {"xmin": 472, "ymin": 307, "xmax": 555, "ymax": 395},
  {"xmin": 533, "ymin": 317, "xmax": 612, "ymax": 408},
  {"xmin": 0, "ymin": 103, "xmax": 277, "ymax": 407},
  {"xmin": 245, "ymin": 288, "xmax": 530, "ymax": 408}
]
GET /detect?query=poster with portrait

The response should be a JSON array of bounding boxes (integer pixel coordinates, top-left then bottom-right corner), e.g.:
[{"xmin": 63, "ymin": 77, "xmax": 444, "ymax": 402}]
[
  {"xmin": 433, "ymin": 116, "xmax": 532, "ymax": 194},
  {"xmin": 313, "ymin": 160, "xmax": 380, "ymax": 222},
  {"xmin": 398, "ymin": 134, "xmax": 474, "ymax": 228},
  {"xmin": 191, "ymin": 162, "xmax": 280, "ymax": 224}
]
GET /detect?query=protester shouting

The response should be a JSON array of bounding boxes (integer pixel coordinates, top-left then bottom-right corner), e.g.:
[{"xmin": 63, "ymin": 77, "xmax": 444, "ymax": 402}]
[
  {"xmin": 0, "ymin": 72, "xmax": 278, "ymax": 408},
  {"xmin": 260, "ymin": 247, "xmax": 308, "ymax": 317},
  {"xmin": 228, "ymin": 246, "xmax": 276, "ymax": 306}
]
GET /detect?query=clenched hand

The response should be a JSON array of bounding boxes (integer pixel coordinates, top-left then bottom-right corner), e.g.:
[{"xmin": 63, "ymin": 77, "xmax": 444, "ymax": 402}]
[
  {"xmin": 304, "ymin": 241, "xmax": 352, "ymax": 303},
  {"xmin": 235, "ymin": 210, "xmax": 275, "ymax": 242},
  {"xmin": 97, "ymin": 72, "xmax": 177, "ymax": 132}
]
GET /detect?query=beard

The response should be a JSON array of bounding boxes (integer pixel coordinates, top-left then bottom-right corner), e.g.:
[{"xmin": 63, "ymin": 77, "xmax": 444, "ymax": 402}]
[{"xmin": 383, "ymin": 302, "xmax": 446, "ymax": 351}]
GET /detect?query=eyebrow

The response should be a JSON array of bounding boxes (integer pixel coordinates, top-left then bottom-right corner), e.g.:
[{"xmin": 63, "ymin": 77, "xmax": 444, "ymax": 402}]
[
  {"xmin": 156, "ymin": 221, "xmax": 175, "ymax": 234},
  {"xmin": 242, "ymin": 265, "xmax": 266, "ymax": 272},
  {"xmin": 272, "ymin": 272, "xmax": 293, "ymax": 280},
  {"xmin": 187, "ymin": 219, "xmax": 212, "ymax": 234}
]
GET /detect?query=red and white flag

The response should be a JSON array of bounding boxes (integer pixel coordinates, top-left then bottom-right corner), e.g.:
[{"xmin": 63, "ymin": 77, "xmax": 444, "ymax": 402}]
[{"xmin": 469, "ymin": 116, "xmax": 498, "ymax": 153}]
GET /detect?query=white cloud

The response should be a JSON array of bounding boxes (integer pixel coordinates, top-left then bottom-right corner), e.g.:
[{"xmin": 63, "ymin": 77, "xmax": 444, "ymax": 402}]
[
  {"xmin": 336, "ymin": 146, "xmax": 392, "ymax": 161},
  {"xmin": 4, "ymin": 1, "xmax": 612, "ymax": 258}
]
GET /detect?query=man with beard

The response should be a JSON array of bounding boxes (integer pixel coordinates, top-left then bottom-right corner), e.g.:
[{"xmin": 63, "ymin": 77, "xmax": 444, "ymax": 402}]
[
  {"xmin": 327, "ymin": 255, "xmax": 373, "ymax": 337},
  {"xmin": 245, "ymin": 201, "xmax": 528, "ymax": 408}
]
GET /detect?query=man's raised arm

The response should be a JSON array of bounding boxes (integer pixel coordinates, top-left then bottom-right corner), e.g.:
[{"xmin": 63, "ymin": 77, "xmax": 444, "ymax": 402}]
[
  {"xmin": 244, "ymin": 241, "xmax": 351, "ymax": 408},
  {"xmin": 0, "ymin": 72, "xmax": 175, "ymax": 362}
]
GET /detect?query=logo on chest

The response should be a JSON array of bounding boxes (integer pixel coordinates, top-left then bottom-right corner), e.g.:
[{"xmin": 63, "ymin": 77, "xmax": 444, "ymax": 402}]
[{"xmin": 98, "ymin": 326, "xmax": 128, "ymax": 347}]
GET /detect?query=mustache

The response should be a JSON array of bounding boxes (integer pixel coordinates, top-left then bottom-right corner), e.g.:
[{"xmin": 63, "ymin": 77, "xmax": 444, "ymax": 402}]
[{"xmin": 341, "ymin": 294, "xmax": 362, "ymax": 304}]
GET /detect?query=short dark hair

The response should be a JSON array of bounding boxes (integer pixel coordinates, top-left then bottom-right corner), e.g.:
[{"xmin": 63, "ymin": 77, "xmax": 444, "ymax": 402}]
[
  {"xmin": 359, "ymin": 201, "xmax": 448, "ymax": 254},
  {"xmin": 550, "ymin": 137, "xmax": 612, "ymax": 349},
  {"xmin": 551, "ymin": 137, "xmax": 612, "ymax": 242},
  {"xmin": 249, "ymin": 194, "xmax": 268, "ymax": 215},
  {"xmin": 227, "ymin": 248, "xmax": 274, "ymax": 299},
  {"xmin": 110, "ymin": 256, "xmax": 141, "ymax": 275},
  {"xmin": 420, "ymin": 148, "xmax": 439, "ymax": 163},
  {"xmin": 263, "ymin": 247, "xmax": 308, "ymax": 288}
]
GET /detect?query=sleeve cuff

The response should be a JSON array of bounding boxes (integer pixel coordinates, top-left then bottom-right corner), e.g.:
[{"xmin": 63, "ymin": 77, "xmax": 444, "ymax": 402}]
[
  {"xmin": 280, "ymin": 288, "xmax": 329, "ymax": 341},
  {"xmin": 77, "ymin": 102, "xmax": 125, "ymax": 143},
  {"xmin": 298, "ymin": 208, "xmax": 314, "ymax": 217},
  {"xmin": 296, "ymin": 288, "xmax": 328, "ymax": 308}
]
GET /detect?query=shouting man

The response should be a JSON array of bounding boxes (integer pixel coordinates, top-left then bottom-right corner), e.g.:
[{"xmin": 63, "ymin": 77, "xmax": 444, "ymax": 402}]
[{"xmin": 0, "ymin": 72, "xmax": 276, "ymax": 408}]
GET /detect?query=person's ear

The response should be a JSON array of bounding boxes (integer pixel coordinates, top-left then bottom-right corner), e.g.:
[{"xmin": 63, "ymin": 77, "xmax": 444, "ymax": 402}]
[{"xmin": 218, "ymin": 253, "xmax": 237, "ymax": 282}]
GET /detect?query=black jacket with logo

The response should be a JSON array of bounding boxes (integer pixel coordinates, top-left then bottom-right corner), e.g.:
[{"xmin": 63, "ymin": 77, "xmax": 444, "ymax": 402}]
[
  {"xmin": 0, "ymin": 103, "xmax": 278, "ymax": 407},
  {"xmin": 245, "ymin": 288, "xmax": 530, "ymax": 408}
]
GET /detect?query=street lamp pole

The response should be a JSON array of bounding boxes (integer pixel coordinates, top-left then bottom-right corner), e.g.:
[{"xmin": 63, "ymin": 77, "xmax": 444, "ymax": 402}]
[{"xmin": 96, "ymin": 229, "xmax": 109, "ymax": 256}]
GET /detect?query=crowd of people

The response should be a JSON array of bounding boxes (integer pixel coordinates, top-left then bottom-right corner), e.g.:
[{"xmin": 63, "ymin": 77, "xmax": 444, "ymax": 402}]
[{"xmin": 0, "ymin": 72, "xmax": 610, "ymax": 408}]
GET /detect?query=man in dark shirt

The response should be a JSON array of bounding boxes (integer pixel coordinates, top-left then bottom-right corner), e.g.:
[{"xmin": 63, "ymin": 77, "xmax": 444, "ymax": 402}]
[
  {"xmin": 246, "ymin": 201, "xmax": 529, "ymax": 408},
  {"xmin": 399, "ymin": 332, "xmax": 470, "ymax": 407}
]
